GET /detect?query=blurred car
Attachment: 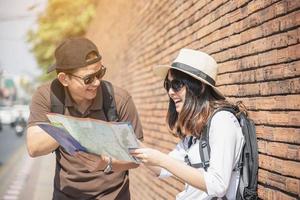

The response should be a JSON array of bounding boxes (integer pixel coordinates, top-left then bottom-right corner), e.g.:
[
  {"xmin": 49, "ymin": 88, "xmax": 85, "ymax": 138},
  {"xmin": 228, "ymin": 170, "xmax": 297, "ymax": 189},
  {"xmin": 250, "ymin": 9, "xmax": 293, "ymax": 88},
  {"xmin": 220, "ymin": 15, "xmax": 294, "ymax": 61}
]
[
  {"xmin": 0, "ymin": 104, "xmax": 30, "ymax": 126},
  {"xmin": 0, "ymin": 106, "xmax": 15, "ymax": 124}
]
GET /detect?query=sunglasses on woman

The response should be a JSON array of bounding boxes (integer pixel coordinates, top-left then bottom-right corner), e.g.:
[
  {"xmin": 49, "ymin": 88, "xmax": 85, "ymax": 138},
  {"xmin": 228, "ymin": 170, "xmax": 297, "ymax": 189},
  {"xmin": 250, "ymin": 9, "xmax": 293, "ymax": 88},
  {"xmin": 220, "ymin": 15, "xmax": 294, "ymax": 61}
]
[
  {"xmin": 164, "ymin": 79, "xmax": 184, "ymax": 92},
  {"xmin": 68, "ymin": 66, "xmax": 106, "ymax": 85}
]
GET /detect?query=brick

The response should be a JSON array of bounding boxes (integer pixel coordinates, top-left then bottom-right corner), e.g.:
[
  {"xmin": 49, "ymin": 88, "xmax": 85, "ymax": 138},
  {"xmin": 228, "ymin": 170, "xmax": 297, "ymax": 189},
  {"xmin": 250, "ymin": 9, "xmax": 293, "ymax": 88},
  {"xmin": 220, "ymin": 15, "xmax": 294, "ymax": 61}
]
[
  {"xmin": 259, "ymin": 154, "xmax": 300, "ymax": 178},
  {"xmin": 258, "ymin": 140, "xmax": 300, "ymax": 160},
  {"xmin": 259, "ymin": 168, "xmax": 300, "ymax": 196},
  {"xmin": 250, "ymin": 111, "xmax": 300, "ymax": 126},
  {"xmin": 219, "ymin": 77, "xmax": 300, "ymax": 97},
  {"xmin": 256, "ymin": 126, "xmax": 300, "ymax": 144},
  {"xmin": 86, "ymin": 0, "xmax": 300, "ymax": 198},
  {"xmin": 258, "ymin": 184, "xmax": 298, "ymax": 200},
  {"xmin": 217, "ymin": 60, "xmax": 300, "ymax": 85},
  {"xmin": 227, "ymin": 95, "xmax": 300, "ymax": 110},
  {"xmin": 218, "ymin": 43, "xmax": 300, "ymax": 74}
]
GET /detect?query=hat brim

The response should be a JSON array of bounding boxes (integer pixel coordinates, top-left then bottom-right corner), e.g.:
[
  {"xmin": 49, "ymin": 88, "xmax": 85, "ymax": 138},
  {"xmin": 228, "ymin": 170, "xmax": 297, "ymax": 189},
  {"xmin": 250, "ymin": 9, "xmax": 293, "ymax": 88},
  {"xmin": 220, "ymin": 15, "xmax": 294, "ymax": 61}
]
[
  {"xmin": 153, "ymin": 65, "xmax": 225, "ymax": 98},
  {"xmin": 47, "ymin": 64, "xmax": 56, "ymax": 73}
]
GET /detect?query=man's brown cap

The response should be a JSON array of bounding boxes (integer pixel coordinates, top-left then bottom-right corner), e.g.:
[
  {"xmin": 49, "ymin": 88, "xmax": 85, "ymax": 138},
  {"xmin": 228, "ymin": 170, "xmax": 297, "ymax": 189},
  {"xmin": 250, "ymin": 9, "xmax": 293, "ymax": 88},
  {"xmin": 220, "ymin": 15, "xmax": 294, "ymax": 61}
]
[{"xmin": 47, "ymin": 37, "xmax": 102, "ymax": 73}]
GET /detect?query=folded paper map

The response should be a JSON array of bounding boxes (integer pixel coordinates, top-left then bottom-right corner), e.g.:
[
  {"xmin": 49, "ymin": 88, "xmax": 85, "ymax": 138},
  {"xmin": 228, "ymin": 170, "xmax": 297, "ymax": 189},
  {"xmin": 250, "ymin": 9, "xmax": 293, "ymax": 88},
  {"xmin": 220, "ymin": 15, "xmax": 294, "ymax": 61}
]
[{"xmin": 37, "ymin": 113, "xmax": 140, "ymax": 163}]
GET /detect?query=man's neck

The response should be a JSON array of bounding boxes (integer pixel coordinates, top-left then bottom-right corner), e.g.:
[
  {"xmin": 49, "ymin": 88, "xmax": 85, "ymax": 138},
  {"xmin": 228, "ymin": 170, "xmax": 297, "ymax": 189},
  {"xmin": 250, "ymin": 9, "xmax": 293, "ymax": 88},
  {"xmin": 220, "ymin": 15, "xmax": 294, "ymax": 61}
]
[
  {"xmin": 65, "ymin": 88, "xmax": 95, "ymax": 114},
  {"xmin": 71, "ymin": 96, "xmax": 93, "ymax": 114},
  {"xmin": 77, "ymin": 100, "xmax": 92, "ymax": 114}
]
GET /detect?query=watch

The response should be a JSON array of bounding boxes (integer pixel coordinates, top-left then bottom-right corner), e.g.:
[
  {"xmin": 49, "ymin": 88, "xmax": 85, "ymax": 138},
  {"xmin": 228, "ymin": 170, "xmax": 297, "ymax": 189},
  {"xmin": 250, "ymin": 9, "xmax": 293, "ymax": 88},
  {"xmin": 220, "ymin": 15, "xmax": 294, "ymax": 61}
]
[{"xmin": 103, "ymin": 157, "xmax": 113, "ymax": 174}]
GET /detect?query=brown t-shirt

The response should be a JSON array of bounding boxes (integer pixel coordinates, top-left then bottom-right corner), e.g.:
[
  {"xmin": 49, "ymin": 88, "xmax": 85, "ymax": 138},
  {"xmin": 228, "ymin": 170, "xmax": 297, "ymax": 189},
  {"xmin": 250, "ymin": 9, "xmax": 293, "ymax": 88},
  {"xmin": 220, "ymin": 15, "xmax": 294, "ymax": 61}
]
[{"xmin": 28, "ymin": 80, "xmax": 143, "ymax": 200}]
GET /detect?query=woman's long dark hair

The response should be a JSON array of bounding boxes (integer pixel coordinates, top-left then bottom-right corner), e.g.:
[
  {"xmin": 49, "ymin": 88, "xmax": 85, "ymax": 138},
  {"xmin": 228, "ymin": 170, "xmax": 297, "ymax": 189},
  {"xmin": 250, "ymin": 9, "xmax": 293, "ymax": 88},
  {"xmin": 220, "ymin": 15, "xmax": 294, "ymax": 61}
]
[{"xmin": 166, "ymin": 69, "xmax": 234, "ymax": 139}]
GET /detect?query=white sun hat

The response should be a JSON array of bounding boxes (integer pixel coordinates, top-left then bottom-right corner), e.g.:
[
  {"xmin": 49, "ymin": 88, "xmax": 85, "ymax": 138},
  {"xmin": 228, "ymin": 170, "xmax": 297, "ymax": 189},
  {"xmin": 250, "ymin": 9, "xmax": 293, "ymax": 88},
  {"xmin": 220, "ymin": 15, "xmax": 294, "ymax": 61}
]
[{"xmin": 153, "ymin": 48, "xmax": 224, "ymax": 97}]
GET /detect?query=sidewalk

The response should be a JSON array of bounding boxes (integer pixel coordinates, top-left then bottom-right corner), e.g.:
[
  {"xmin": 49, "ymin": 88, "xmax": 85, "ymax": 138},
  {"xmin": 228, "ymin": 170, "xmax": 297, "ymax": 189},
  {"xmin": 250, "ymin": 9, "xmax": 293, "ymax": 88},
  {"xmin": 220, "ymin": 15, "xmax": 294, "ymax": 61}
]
[
  {"xmin": 28, "ymin": 150, "xmax": 55, "ymax": 200},
  {"xmin": 0, "ymin": 144, "xmax": 55, "ymax": 200}
]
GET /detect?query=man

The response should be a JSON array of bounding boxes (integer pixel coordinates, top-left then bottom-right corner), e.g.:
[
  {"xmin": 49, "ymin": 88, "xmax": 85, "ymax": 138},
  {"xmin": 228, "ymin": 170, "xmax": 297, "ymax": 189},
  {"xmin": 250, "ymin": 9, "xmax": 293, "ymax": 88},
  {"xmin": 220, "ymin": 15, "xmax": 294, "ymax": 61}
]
[
  {"xmin": 14, "ymin": 111, "xmax": 27, "ymax": 136},
  {"xmin": 26, "ymin": 37, "xmax": 143, "ymax": 200}
]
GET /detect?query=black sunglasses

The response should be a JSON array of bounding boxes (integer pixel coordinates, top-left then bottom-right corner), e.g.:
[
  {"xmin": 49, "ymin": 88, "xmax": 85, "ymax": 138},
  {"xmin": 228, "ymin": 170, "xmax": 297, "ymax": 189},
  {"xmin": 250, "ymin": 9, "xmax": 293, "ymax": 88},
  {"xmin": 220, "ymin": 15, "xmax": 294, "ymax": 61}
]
[
  {"xmin": 68, "ymin": 66, "xmax": 106, "ymax": 85},
  {"xmin": 164, "ymin": 79, "xmax": 184, "ymax": 92}
]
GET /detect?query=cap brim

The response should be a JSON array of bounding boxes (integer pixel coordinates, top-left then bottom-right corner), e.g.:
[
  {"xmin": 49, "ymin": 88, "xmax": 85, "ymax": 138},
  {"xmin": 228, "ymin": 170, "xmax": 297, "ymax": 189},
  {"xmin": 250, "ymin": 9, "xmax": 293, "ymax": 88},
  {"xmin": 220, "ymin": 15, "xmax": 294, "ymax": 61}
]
[
  {"xmin": 47, "ymin": 64, "xmax": 56, "ymax": 73},
  {"xmin": 153, "ymin": 65, "xmax": 225, "ymax": 98}
]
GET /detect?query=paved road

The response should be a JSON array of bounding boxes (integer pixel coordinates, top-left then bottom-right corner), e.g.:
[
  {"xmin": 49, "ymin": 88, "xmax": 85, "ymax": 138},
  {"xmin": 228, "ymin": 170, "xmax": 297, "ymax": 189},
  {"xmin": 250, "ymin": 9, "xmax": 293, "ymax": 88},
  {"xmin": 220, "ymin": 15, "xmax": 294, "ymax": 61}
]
[
  {"xmin": 0, "ymin": 125, "xmax": 25, "ymax": 166},
  {"xmin": 0, "ymin": 125, "xmax": 55, "ymax": 200}
]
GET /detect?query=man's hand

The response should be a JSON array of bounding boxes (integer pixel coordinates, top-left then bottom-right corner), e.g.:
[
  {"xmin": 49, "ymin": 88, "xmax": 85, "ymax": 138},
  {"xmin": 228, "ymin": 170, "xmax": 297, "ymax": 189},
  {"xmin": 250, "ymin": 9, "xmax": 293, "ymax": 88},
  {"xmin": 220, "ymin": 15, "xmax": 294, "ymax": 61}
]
[{"xmin": 74, "ymin": 151, "xmax": 108, "ymax": 172}]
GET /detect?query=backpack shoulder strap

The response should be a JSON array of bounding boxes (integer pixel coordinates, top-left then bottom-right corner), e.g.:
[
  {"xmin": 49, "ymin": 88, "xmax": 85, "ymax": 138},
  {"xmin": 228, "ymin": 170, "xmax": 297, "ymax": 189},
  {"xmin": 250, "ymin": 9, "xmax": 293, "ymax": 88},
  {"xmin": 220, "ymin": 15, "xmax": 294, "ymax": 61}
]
[
  {"xmin": 196, "ymin": 107, "xmax": 237, "ymax": 171},
  {"xmin": 197, "ymin": 124, "xmax": 211, "ymax": 171},
  {"xmin": 50, "ymin": 79, "xmax": 65, "ymax": 114},
  {"xmin": 50, "ymin": 79, "xmax": 119, "ymax": 121},
  {"xmin": 101, "ymin": 80, "xmax": 119, "ymax": 122},
  {"xmin": 185, "ymin": 137, "xmax": 206, "ymax": 168}
]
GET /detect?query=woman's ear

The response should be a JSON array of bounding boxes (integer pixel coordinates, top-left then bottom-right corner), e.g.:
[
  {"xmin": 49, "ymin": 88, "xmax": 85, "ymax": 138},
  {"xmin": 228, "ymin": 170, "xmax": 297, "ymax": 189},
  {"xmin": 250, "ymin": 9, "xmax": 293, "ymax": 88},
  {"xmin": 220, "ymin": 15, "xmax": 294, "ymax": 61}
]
[{"xmin": 57, "ymin": 72, "xmax": 69, "ymax": 86}]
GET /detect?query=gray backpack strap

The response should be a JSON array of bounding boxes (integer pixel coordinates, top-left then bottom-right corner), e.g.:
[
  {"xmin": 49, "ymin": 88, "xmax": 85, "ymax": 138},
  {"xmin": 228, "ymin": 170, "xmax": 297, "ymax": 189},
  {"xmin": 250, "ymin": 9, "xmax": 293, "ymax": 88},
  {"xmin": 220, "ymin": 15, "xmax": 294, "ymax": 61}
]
[
  {"xmin": 50, "ymin": 79, "xmax": 119, "ymax": 123},
  {"xmin": 185, "ymin": 134, "xmax": 210, "ymax": 170},
  {"xmin": 101, "ymin": 80, "xmax": 119, "ymax": 122},
  {"xmin": 198, "ymin": 120, "xmax": 211, "ymax": 171},
  {"xmin": 50, "ymin": 79, "xmax": 65, "ymax": 114},
  {"xmin": 186, "ymin": 119, "xmax": 211, "ymax": 171},
  {"xmin": 211, "ymin": 197, "xmax": 228, "ymax": 200},
  {"xmin": 190, "ymin": 163, "xmax": 206, "ymax": 168},
  {"xmin": 194, "ymin": 108, "xmax": 237, "ymax": 171}
]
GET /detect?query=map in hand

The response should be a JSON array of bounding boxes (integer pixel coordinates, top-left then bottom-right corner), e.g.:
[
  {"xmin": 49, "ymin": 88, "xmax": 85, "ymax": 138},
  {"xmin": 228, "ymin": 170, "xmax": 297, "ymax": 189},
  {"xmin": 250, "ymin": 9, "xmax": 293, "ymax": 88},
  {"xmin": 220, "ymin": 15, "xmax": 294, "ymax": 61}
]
[{"xmin": 37, "ymin": 113, "xmax": 140, "ymax": 163}]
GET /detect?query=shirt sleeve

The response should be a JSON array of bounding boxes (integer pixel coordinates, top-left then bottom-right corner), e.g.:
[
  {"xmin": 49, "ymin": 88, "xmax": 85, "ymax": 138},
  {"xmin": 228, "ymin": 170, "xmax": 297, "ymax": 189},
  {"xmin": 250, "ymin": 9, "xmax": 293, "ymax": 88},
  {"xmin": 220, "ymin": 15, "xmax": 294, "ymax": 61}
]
[
  {"xmin": 117, "ymin": 95, "xmax": 144, "ymax": 140},
  {"xmin": 159, "ymin": 141, "xmax": 186, "ymax": 178},
  {"xmin": 203, "ymin": 111, "xmax": 244, "ymax": 197},
  {"xmin": 27, "ymin": 84, "xmax": 51, "ymax": 127}
]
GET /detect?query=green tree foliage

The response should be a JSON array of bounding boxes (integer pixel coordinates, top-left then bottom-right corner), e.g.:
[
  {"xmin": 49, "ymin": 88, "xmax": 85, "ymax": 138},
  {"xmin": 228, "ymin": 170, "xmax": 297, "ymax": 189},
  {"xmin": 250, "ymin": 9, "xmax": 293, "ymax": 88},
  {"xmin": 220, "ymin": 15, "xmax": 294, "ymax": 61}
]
[{"xmin": 27, "ymin": 0, "xmax": 97, "ymax": 81}]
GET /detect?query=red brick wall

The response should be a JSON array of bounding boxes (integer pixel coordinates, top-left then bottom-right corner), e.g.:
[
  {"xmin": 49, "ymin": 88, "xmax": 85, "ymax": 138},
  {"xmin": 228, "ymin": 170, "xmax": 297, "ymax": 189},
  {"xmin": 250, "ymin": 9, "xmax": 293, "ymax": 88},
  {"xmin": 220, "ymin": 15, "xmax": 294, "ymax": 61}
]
[{"xmin": 86, "ymin": 0, "xmax": 300, "ymax": 199}]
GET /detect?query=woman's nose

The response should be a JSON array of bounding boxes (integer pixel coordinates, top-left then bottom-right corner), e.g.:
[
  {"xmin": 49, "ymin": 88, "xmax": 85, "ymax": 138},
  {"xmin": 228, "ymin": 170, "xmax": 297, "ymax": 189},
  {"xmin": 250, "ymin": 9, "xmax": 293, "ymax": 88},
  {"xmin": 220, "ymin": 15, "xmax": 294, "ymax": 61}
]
[{"xmin": 168, "ymin": 87, "xmax": 176, "ymax": 97}]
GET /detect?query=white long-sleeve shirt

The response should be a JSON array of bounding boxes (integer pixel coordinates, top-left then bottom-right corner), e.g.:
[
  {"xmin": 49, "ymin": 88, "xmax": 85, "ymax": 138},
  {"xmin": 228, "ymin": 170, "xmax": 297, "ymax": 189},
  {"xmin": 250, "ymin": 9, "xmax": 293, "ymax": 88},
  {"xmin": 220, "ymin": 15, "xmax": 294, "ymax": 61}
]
[{"xmin": 159, "ymin": 111, "xmax": 245, "ymax": 200}]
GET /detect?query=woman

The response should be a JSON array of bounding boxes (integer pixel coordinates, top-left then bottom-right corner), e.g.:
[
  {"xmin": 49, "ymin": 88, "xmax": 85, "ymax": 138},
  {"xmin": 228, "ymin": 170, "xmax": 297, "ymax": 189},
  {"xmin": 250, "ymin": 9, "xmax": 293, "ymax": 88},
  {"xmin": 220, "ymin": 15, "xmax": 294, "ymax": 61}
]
[{"xmin": 130, "ymin": 49, "xmax": 245, "ymax": 199}]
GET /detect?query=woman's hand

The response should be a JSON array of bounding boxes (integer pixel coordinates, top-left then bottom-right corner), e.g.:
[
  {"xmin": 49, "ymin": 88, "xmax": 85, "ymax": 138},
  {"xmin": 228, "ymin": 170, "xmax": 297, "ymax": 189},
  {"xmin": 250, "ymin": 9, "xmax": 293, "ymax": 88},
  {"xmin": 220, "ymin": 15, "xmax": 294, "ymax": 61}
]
[
  {"xmin": 129, "ymin": 148, "xmax": 166, "ymax": 166},
  {"xmin": 74, "ymin": 151, "xmax": 108, "ymax": 172}
]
